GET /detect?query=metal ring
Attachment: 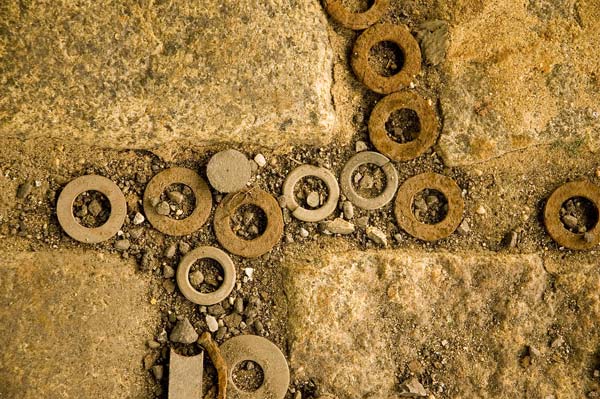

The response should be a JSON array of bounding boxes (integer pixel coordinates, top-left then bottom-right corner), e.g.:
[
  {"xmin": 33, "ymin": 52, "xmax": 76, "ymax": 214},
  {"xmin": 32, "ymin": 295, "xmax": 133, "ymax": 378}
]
[
  {"xmin": 213, "ymin": 188, "xmax": 284, "ymax": 258},
  {"xmin": 56, "ymin": 175, "xmax": 127, "ymax": 244},
  {"xmin": 394, "ymin": 173, "xmax": 464, "ymax": 241},
  {"xmin": 324, "ymin": 0, "xmax": 390, "ymax": 30},
  {"xmin": 220, "ymin": 335, "xmax": 290, "ymax": 399},
  {"xmin": 282, "ymin": 165, "xmax": 340, "ymax": 222},
  {"xmin": 543, "ymin": 180, "xmax": 600, "ymax": 250},
  {"xmin": 369, "ymin": 91, "xmax": 438, "ymax": 161},
  {"xmin": 351, "ymin": 23, "xmax": 421, "ymax": 94},
  {"xmin": 340, "ymin": 151, "xmax": 398, "ymax": 210},
  {"xmin": 143, "ymin": 167, "xmax": 212, "ymax": 236},
  {"xmin": 176, "ymin": 246, "xmax": 236, "ymax": 306}
]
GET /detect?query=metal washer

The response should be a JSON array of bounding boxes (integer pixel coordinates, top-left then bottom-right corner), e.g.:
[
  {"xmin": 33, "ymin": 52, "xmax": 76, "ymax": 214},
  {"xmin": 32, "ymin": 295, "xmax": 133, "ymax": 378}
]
[
  {"xmin": 351, "ymin": 23, "xmax": 421, "ymax": 94},
  {"xmin": 369, "ymin": 91, "xmax": 438, "ymax": 161},
  {"xmin": 543, "ymin": 180, "xmax": 600, "ymax": 250},
  {"xmin": 176, "ymin": 246, "xmax": 236, "ymax": 306},
  {"xmin": 340, "ymin": 151, "xmax": 398, "ymax": 210},
  {"xmin": 324, "ymin": 0, "xmax": 390, "ymax": 30},
  {"xmin": 56, "ymin": 175, "xmax": 127, "ymax": 244},
  {"xmin": 282, "ymin": 165, "xmax": 340, "ymax": 222},
  {"xmin": 143, "ymin": 167, "xmax": 212, "ymax": 236},
  {"xmin": 394, "ymin": 172, "xmax": 464, "ymax": 241},
  {"xmin": 213, "ymin": 188, "xmax": 284, "ymax": 258},
  {"xmin": 220, "ymin": 335, "xmax": 290, "ymax": 399}
]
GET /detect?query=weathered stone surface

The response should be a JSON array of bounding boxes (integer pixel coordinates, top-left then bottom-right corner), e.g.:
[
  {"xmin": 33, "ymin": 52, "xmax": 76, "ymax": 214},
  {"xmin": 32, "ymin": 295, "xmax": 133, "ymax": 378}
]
[
  {"xmin": 0, "ymin": 249, "xmax": 157, "ymax": 398},
  {"xmin": 284, "ymin": 241, "xmax": 600, "ymax": 398},
  {"xmin": 0, "ymin": 0, "xmax": 334, "ymax": 149},
  {"xmin": 438, "ymin": 0, "xmax": 600, "ymax": 165}
]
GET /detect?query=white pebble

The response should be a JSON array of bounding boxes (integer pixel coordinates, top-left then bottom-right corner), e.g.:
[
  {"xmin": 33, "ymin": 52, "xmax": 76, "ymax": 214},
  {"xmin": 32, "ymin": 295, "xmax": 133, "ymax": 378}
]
[
  {"xmin": 476, "ymin": 205, "xmax": 487, "ymax": 215},
  {"xmin": 133, "ymin": 212, "xmax": 145, "ymax": 225},
  {"xmin": 355, "ymin": 141, "xmax": 368, "ymax": 152},
  {"xmin": 299, "ymin": 227, "xmax": 309, "ymax": 238},
  {"xmin": 254, "ymin": 153, "xmax": 267, "ymax": 167},
  {"xmin": 205, "ymin": 315, "xmax": 218, "ymax": 332},
  {"xmin": 244, "ymin": 267, "xmax": 254, "ymax": 280}
]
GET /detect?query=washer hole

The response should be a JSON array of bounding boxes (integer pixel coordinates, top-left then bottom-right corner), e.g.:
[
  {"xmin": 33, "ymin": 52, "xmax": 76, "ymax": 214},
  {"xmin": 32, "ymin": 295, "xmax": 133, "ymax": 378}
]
[
  {"xmin": 559, "ymin": 197, "xmax": 599, "ymax": 233},
  {"xmin": 188, "ymin": 258, "xmax": 223, "ymax": 293},
  {"xmin": 158, "ymin": 183, "xmax": 196, "ymax": 220},
  {"xmin": 412, "ymin": 189, "xmax": 448, "ymax": 224},
  {"xmin": 230, "ymin": 204, "xmax": 267, "ymax": 240},
  {"xmin": 340, "ymin": 0, "xmax": 375, "ymax": 13},
  {"xmin": 72, "ymin": 190, "xmax": 111, "ymax": 228},
  {"xmin": 385, "ymin": 108, "xmax": 421, "ymax": 143},
  {"xmin": 351, "ymin": 163, "xmax": 387, "ymax": 198},
  {"xmin": 294, "ymin": 177, "xmax": 329, "ymax": 209},
  {"xmin": 232, "ymin": 360, "xmax": 265, "ymax": 392},
  {"xmin": 368, "ymin": 41, "xmax": 405, "ymax": 77}
]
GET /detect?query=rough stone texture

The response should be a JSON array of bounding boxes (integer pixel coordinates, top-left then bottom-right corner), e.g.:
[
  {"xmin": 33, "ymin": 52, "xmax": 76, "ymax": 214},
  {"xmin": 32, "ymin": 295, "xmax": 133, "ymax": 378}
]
[
  {"xmin": 0, "ymin": 249, "xmax": 157, "ymax": 399},
  {"xmin": 437, "ymin": 0, "xmax": 600, "ymax": 166},
  {"xmin": 284, "ymin": 241, "xmax": 600, "ymax": 398},
  {"xmin": 0, "ymin": 0, "xmax": 334, "ymax": 149}
]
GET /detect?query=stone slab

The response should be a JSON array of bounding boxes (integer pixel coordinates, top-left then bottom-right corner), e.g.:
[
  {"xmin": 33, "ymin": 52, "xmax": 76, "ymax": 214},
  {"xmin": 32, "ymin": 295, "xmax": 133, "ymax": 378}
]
[
  {"xmin": 437, "ymin": 0, "xmax": 600, "ymax": 166},
  {"xmin": 0, "ymin": 0, "xmax": 334, "ymax": 149},
  {"xmin": 283, "ymin": 241, "xmax": 600, "ymax": 398},
  {"xmin": 0, "ymin": 249, "xmax": 157, "ymax": 398}
]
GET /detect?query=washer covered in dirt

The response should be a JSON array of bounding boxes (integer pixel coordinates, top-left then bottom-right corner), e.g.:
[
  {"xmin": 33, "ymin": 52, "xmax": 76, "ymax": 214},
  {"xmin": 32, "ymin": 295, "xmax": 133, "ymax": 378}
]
[
  {"xmin": 543, "ymin": 180, "xmax": 600, "ymax": 250},
  {"xmin": 351, "ymin": 23, "xmax": 421, "ymax": 94},
  {"xmin": 324, "ymin": 0, "xmax": 390, "ymax": 30},
  {"xmin": 369, "ymin": 91, "xmax": 438, "ymax": 161},
  {"xmin": 57, "ymin": 175, "xmax": 127, "ymax": 244},
  {"xmin": 213, "ymin": 188, "xmax": 283, "ymax": 258},
  {"xmin": 394, "ymin": 172, "xmax": 464, "ymax": 241}
]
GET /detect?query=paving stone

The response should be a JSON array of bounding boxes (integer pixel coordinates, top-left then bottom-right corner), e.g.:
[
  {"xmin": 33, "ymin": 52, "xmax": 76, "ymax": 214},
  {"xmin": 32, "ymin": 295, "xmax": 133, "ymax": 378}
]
[
  {"xmin": 0, "ymin": 249, "xmax": 157, "ymax": 399},
  {"xmin": 0, "ymin": 0, "xmax": 334, "ymax": 150}
]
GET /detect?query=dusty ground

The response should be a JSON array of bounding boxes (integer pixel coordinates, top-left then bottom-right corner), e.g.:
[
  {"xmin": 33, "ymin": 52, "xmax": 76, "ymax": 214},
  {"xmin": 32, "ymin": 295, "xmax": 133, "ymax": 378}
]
[{"xmin": 1, "ymin": 0, "xmax": 600, "ymax": 398}]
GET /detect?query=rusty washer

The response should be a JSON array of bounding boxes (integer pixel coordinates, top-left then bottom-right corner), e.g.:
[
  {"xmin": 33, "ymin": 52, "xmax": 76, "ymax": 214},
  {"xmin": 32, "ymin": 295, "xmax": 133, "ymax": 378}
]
[
  {"xmin": 220, "ymin": 335, "xmax": 290, "ymax": 399},
  {"xmin": 394, "ymin": 173, "xmax": 464, "ymax": 241},
  {"xmin": 56, "ymin": 175, "xmax": 127, "ymax": 244},
  {"xmin": 283, "ymin": 165, "xmax": 340, "ymax": 222},
  {"xmin": 351, "ymin": 23, "xmax": 421, "ymax": 94},
  {"xmin": 213, "ymin": 188, "xmax": 284, "ymax": 258},
  {"xmin": 369, "ymin": 91, "xmax": 438, "ymax": 161},
  {"xmin": 143, "ymin": 167, "xmax": 212, "ymax": 236},
  {"xmin": 176, "ymin": 246, "xmax": 236, "ymax": 306},
  {"xmin": 340, "ymin": 151, "xmax": 398, "ymax": 210},
  {"xmin": 324, "ymin": 0, "xmax": 390, "ymax": 31},
  {"xmin": 543, "ymin": 180, "xmax": 600, "ymax": 250}
]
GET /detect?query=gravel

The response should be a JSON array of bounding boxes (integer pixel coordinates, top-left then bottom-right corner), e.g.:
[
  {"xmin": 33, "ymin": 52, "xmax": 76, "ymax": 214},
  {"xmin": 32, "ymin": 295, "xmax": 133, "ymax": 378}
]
[
  {"xmin": 156, "ymin": 201, "xmax": 171, "ymax": 216},
  {"xmin": 163, "ymin": 265, "xmax": 175, "ymax": 279},
  {"xmin": 307, "ymin": 191, "xmax": 320, "ymax": 208},
  {"xmin": 133, "ymin": 212, "xmax": 145, "ymax": 225},
  {"xmin": 366, "ymin": 226, "xmax": 387, "ymax": 246},
  {"xmin": 114, "ymin": 239, "xmax": 131, "ymax": 251},
  {"xmin": 321, "ymin": 218, "xmax": 355, "ymax": 235},
  {"xmin": 343, "ymin": 201, "xmax": 355, "ymax": 219},
  {"xmin": 206, "ymin": 315, "xmax": 219, "ymax": 332},
  {"xmin": 169, "ymin": 318, "xmax": 199, "ymax": 344},
  {"xmin": 16, "ymin": 181, "xmax": 33, "ymax": 199}
]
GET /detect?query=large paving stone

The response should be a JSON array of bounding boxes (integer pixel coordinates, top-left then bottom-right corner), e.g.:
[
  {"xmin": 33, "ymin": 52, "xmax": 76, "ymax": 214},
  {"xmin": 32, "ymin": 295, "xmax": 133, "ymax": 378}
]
[
  {"xmin": 437, "ymin": 0, "xmax": 600, "ymax": 166},
  {"xmin": 0, "ymin": 0, "xmax": 334, "ymax": 149},
  {"xmin": 283, "ymin": 241, "xmax": 600, "ymax": 398},
  {"xmin": 0, "ymin": 249, "xmax": 157, "ymax": 399}
]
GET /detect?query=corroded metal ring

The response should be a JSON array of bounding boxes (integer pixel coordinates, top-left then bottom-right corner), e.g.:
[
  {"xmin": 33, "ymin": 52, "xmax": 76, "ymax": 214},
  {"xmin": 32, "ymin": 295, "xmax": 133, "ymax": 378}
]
[
  {"xmin": 369, "ymin": 91, "xmax": 438, "ymax": 161},
  {"xmin": 176, "ymin": 246, "xmax": 236, "ymax": 306},
  {"xmin": 340, "ymin": 151, "xmax": 398, "ymax": 210},
  {"xmin": 57, "ymin": 175, "xmax": 127, "ymax": 243},
  {"xmin": 220, "ymin": 335, "xmax": 290, "ymax": 399},
  {"xmin": 324, "ymin": 0, "xmax": 390, "ymax": 30},
  {"xmin": 351, "ymin": 23, "xmax": 421, "ymax": 94},
  {"xmin": 544, "ymin": 180, "xmax": 600, "ymax": 250},
  {"xmin": 213, "ymin": 188, "xmax": 283, "ymax": 258},
  {"xmin": 394, "ymin": 173, "xmax": 464, "ymax": 241},
  {"xmin": 143, "ymin": 167, "xmax": 212, "ymax": 236},
  {"xmin": 283, "ymin": 165, "xmax": 340, "ymax": 222}
]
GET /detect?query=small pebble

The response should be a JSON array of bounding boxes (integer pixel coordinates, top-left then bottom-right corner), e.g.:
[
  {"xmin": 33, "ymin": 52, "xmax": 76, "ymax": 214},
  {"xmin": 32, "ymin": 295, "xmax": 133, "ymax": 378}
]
[
  {"xmin": 476, "ymin": 205, "xmax": 487, "ymax": 215},
  {"xmin": 88, "ymin": 200, "xmax": 102, "ymax": 217},
  {"xmin": 167, "ymin": 191, "xmax": 184, "ymax": 204},
  {"xmin": 215, "ymin": 326, "xmax": 227, "ymax": 340},
  {"xmin": 147, "ymin": 340, "xmax": 161, "ymax": 349},
  {"xmin": 356, "ymin": 216, "xmax": 369, "ymax": 229},
  {"xmin": 306, "ymin": 191, "xmax": 320, "ymax": 208},
  {"xmin": 130, "ymin": 228, "xmax": 143, "ymax": 239},
  {"xmin": 163, "ymin": 265, "xmax": 175, "ymax": 279},
  {"xmin": 190, "ymin": 270, "xmax": 204, "ymax": 286},
  {"xmin": 321, "ymin": 218, "xmax": 355, "ymax": 235},
  {"xmin": 254, "ymin": 153, "xmax": 267, "ymax": 167},
  {"xmin": 562, "ymin": 214, "xmax": 578, "ymax": 229},
  {"xmin": 179, "ymin": 241, "xmax": 191, "ymax": 254},
  {"xmin": 156, "ymin": 201, "xmax": 171, "ymax": 216},
  {"xmin": 355, "ymin": 141, "xmax": 368, "ymax": 152},
  {"xmin": 457, "ymin": 220, "xmax": 471, "ymax": 235},
  {"xmin": 208, "ymin": 304, "xmax": 225, "ymax": 317},
  {"xmin": 206, "ymin": 315, "xmax": 219, "ymax": 333},
  {"xmin": 152, "ymin": 365, "xmax": 164, "ymax": 381},
  {"xmin": 165, "ymin": 243, "xmax": 177, "ymax": 258},
  {"xmin": 366, "ymin": 226, "xmax": 387, "ymax": 246},
  {"xmin": 299, "ymin": 227, "xmax": 309, "ymax": 238},
  {"xmin": 170, "ymin": 318, "xmax": 199, "ymax": 344},
  {"xmin": 133, "ymin": 212, "xmax": 145, "ymax": 225},
  {"xmin": 234, "ymin": 297, "xmax": 244, "ymax": 314},
  {"xmin": 277, "ymin": 195, "xmax": 287, "ymax": 208},
  {"xmin": 114, "ymin": 239, "xmax": 131, "ymax": 251},
  {"xmin": 162, "ymin": 280, "xmax": 176, "ymax": 294},
  {"xmin": 244, "ymin": 268, "xmax": 254, "ymax": 280},
  {"xmin": 584, "ymin": 232, "xmax": 595, "ymax": 243},
  {"xmin": 16, "ymin": 181, "xmax": 33, "ymax": 199},
  {"xmin": 343, "ymin": 201, "xmax": 354, "ymax": 219}
]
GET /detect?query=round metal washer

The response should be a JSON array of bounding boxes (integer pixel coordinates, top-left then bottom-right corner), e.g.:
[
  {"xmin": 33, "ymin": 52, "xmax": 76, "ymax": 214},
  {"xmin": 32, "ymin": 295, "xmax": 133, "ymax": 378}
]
[
  {"xmin": 56, "ymin": 175, "xmax": 127, "ymax": 244},
  {"xmin": 143, "ymin": 167, "xmax": 212, "ymax": 236},
  {"xmin": 394, "ymin": 172, "xmax": 464, "ymax": 241},
  {"xmin": 213, "ymin": 188, "xmax": 284, "ymax": 258},
  {"xmin": 369, "ymin": 91, "xmax": 438, "ymax": 161},
  {"xmin": 340, "ymin": 151, "xmax": 398, "ymax": 210},
  {"xmin": 324, "ymin": 0, "xmax": 390, "ymax": 30},
  {"xmin": 282, "ymin": 165, "xmax": 340, "ymax": 222},
  {"xmin": 543, "ymin": 180, "xmax": 600, "ymax": 250},
  {"xmin": 220, "ymin": 335, "xmax": 290, "ymax": 399},
  {"xmin": 176, "ymin": 246, "xmax": 236, "ymax": 306},
  {"xmin": 351, "ymin": 23, "xmax": 421, "ymax": 94}
]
